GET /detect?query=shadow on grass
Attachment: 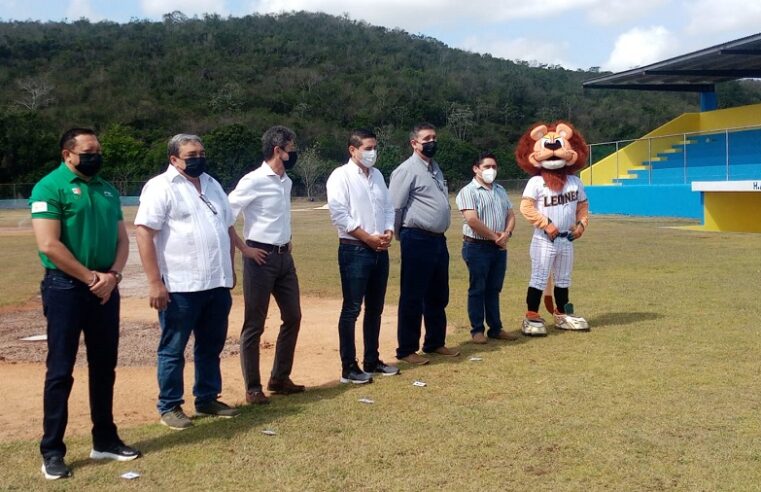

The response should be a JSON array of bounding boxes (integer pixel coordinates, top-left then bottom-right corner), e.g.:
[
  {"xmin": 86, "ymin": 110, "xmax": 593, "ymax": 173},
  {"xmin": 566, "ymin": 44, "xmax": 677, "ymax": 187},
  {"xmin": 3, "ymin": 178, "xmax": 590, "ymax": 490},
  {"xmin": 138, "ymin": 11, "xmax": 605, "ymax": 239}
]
[
  {"xmin": 587, "ymin": 311, "xmax": 663, "ymax": 328},
  {"xmin": 66, "ymin": 382, "xmax": 357, "ymax": 473}
]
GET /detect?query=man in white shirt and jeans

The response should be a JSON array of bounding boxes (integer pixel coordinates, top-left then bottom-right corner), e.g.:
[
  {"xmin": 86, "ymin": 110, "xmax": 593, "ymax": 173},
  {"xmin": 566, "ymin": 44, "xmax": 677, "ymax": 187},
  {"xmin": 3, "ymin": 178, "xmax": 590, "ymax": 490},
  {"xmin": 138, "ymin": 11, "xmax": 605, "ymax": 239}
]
[
  {"xmin": 326, "ymin": 129, "xmax": 400, "ymax": 385},
  {"xmin": 135, "ymin": 134, "xmax": 239, "ymax": 430},
  {"xmin": 228, "ymin": 125, "xmax": 305, "ymax": 404}
]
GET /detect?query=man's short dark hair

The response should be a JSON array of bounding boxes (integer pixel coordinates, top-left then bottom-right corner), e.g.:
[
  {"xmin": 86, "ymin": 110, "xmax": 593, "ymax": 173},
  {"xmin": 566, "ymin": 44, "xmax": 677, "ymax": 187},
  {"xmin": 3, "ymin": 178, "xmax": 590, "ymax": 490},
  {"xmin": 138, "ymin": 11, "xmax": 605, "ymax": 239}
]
[
  {"xmin": 409, "ymin": 122, "xmax": 436, "ymax": 141},
  {"xmin": 473, "ymin": 151, "xmax": 498, "ymax": 170},
  {"xmin": 348, "ymin": 129, "xmax": 377, "ymax": 149},
  {"xmin": 59, "ymin": 128, "xmax": 97, "ymax": 151},
  {"xmin": 262, "ymin": 125, "xmax": 296, "ymax": 160}
]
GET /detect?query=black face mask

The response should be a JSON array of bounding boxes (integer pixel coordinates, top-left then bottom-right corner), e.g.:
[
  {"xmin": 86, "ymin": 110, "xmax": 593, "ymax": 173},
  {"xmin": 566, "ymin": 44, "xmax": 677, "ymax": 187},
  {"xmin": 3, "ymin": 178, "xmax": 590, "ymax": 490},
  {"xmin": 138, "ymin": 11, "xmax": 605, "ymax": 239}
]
[
  {"xmin": 420, "ymin": 141, "xmax": 438, "ymax": 159},
  {"xmin": 183, "ymin": 156, "xmax": 207, "ymax": 178},
  {"xmin": 284, "ymin": 150, "xmax": 298, "ymax": 170},
  {"xmin": 75, "ymin": 153, "xmax": 103, "ymax": 177}
]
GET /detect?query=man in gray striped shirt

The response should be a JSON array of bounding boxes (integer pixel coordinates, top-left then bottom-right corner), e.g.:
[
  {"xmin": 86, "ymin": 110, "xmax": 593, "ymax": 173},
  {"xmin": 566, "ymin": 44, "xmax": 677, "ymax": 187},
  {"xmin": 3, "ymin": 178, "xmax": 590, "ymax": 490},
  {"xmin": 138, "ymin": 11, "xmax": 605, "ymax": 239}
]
[
  {"xmin": 389, "ymin": 122, "xmax": 459, "ymax": 365},
  {"xmin": 455, "ymin": 152, "xmax": 518, "ymax": 344}
]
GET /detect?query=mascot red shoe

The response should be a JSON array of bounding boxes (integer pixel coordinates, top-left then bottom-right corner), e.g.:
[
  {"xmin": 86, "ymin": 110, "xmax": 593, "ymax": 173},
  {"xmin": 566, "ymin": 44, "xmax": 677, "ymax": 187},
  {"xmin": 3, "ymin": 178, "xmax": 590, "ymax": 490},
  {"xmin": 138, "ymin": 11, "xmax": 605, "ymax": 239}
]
[{"xmin": 515, "ymin": 121, "xmax": 590, "ymax": 336}]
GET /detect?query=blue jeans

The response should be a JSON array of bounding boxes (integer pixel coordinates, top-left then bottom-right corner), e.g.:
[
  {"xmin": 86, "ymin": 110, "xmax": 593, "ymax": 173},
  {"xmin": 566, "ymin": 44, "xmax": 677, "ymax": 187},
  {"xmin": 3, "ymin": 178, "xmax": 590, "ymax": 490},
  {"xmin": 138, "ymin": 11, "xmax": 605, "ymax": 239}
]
[
  {"xmin": 338, "ymin": 244, "xmax": 389, "ymax": 368},
  {"xmin": 462, "ymin": 241, "xmax": 507, "ymax": 337},
  {"xmin": 396, "ymin": 228, "xmax": 449, "ymax": 358},
  {"xmin": 40, "ymin": 269, "xmax": 121, "ymax": 459},
  {"xmin": 157, "ymin": 287, "xmax": 232, "ymax": 415}
]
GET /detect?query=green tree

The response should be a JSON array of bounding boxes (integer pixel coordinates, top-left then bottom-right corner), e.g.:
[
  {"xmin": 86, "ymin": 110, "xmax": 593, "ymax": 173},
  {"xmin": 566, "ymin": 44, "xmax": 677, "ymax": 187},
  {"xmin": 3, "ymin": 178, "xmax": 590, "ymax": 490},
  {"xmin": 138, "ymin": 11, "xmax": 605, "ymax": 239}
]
[{"xmin": 203, "ymin": 124, "xmax": 259, "ymax": 189}]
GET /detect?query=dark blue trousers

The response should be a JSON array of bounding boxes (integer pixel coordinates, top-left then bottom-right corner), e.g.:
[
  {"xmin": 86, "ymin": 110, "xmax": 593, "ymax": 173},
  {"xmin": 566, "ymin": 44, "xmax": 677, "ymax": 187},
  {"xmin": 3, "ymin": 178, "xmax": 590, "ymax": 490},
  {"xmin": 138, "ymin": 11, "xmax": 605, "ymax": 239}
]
[
  {"xmin": 156, "ymin": 287, "xmax": 232, "ymax": 415},
  {"xmin": 461, "ymin": 241, "xmax": 507, "ymax": 337},
  {"xmin": 337, "ymin": 244, "xmax": 389, "ymax": 368},
  {"xmin": 396, "ymin": 228, "xmax": 449, "ymax": 358},
  {"xmin": 40, "ymin": 269, "xmax": 120, "ymax": 459}
]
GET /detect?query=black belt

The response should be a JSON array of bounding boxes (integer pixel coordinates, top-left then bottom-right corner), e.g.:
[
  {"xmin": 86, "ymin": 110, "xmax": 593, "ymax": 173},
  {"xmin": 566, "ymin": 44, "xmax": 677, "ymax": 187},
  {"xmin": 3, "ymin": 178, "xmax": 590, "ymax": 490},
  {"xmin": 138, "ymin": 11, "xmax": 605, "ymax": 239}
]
[
  {"xmin": 339, "ymin": 238, "xmax": 373, "ymax": 250},
  {"xmin": 402, "ymin": 227, "xmax": 445, "ymax": 237},
  {"xmin": 548, "ymin": 231, "xmax": 575, "ymax": 242},
  {"xmin": 463, "ymin": 235, "xmax": 496, "ymax": 245},
  {"xmin": 246, "ymin": 240, "xmax": 290, "ymax": 254}
]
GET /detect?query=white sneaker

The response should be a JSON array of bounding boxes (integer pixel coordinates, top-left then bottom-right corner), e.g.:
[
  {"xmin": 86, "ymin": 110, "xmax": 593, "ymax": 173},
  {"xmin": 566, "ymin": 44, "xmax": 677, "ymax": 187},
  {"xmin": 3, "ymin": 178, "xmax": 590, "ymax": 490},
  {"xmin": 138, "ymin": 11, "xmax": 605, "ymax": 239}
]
[
  {"xmin": 522, "ymin": 313, "xmax": 547, "ymax": 336},
  {"xmin": 554, "ymin": 312, "xmax": 590, "ymax": 331}
]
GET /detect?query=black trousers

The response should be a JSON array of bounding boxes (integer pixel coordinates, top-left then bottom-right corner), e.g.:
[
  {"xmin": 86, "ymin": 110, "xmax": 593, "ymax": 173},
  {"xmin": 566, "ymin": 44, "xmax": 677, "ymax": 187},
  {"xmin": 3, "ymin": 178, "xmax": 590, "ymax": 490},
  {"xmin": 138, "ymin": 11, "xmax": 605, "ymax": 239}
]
[
  {"xmin": 40, "ymin": 269, "xmax": 121, "ymax": 459},
  {"xmin": 240, "ymin": 248, "xmax": 302, "ymax": 392}
]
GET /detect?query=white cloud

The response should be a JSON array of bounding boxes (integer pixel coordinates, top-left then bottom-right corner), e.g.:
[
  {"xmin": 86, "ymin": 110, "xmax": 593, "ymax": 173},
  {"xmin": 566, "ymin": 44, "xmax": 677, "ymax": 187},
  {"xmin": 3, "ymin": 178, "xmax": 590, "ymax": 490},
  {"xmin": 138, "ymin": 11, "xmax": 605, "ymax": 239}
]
[
  {"xmin": 250, "ymin": 0, "xmax": 598, "ymax": 31},
  {"xmin": 602, "ymin": 26, "xmax": 678, "ymax": 72},
  {"xmin": 66, "ymin": 0, "xmax": 101, "ymax": 21},
  {"xmin": 587, "ymin": 0, "xmax": 667, "ymax": 25},
  {"xmin": 462, "ymin": 35, "xmax": 576, "ymax": 69},
  {"xmin": 141, "ymin": 0, "xmax": 228, "ymax": 17},
  {"xmin": 684, "ymin": 0, "xmax": 761, "ymax": 36}
]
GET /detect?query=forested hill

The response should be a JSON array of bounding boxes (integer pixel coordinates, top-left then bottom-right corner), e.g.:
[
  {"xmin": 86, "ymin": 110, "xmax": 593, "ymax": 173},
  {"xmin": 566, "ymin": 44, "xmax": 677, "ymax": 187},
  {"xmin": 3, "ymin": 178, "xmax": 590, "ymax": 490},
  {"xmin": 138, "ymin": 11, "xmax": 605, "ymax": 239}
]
[{"xmin": 1, "ymin": 11, "xmax": 760, "ymax": 189}]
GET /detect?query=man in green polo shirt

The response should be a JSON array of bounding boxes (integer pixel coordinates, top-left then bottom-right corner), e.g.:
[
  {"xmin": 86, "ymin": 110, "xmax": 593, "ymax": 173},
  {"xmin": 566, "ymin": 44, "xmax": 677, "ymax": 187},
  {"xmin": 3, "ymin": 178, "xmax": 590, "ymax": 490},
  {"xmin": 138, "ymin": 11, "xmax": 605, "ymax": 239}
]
[{"xmin": 30, "ymin": 128, "xmax": 140, "ymax": 481}]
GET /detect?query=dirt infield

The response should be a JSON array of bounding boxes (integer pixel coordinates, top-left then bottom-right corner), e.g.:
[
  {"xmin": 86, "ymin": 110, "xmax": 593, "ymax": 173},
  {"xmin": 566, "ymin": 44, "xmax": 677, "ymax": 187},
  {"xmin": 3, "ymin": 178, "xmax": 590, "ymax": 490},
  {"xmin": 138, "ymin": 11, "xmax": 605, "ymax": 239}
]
[{"xmin": 0, "ymin": 234, "xmax": 400, "ymax": 443}]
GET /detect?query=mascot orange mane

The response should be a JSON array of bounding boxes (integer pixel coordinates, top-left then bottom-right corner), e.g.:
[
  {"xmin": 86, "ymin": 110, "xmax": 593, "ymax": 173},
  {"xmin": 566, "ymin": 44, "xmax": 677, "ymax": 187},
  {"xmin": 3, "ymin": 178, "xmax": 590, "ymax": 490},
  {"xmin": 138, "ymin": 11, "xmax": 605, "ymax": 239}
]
[
  {"xmin": 514, "ymin": 121, "xmax": 589, "ymax": 192},
  {"xmin": 515, "ymin": 121, "xmax": 591, "ymax": 336}
]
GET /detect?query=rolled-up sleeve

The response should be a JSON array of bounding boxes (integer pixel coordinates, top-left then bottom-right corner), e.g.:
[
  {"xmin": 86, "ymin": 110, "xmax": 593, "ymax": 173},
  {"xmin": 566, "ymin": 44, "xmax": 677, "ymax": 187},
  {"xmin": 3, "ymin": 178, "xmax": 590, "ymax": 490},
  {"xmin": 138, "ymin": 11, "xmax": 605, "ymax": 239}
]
[
  {"xmin": 326, "ymin": 169, "xmax": 359, "ymax": 234},
  {"xmin": 228, "ymin": 174, "xmax": 255, "ymax": 221}
]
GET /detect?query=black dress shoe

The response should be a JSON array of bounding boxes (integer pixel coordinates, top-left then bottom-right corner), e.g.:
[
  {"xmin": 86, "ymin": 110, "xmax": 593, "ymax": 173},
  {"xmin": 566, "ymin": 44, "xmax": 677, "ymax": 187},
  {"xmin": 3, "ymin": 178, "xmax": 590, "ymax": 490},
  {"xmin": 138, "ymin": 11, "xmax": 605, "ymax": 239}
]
[{"xmin": 267, "ymin": 377, "xmax": 305, "ymax": 394}]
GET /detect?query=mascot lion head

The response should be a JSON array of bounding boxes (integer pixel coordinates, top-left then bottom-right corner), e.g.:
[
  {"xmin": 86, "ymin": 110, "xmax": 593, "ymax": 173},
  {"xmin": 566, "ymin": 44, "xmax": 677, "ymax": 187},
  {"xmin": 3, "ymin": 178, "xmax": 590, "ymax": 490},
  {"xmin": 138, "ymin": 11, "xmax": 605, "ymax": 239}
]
[{"xmin": 515, "ymin": 121, "xmax": 588, "ymax": 192}]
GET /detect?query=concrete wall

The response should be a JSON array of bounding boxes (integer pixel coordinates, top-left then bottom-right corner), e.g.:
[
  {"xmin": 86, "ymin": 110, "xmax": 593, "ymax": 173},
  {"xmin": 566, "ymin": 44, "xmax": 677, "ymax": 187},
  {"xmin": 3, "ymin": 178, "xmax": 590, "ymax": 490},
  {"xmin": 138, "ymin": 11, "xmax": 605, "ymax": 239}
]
[{"xmin": 585, "ymin": 184, "xmax": 703, "ymax": 219}]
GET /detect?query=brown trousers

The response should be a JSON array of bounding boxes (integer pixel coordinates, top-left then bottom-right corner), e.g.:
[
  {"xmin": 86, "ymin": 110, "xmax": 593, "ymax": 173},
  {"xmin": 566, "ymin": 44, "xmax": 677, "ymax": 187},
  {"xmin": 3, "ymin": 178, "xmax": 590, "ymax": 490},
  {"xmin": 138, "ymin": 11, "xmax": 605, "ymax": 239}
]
[{"xmin": 240, "ymin": 249, "xmax": 302, "ymax": 392}]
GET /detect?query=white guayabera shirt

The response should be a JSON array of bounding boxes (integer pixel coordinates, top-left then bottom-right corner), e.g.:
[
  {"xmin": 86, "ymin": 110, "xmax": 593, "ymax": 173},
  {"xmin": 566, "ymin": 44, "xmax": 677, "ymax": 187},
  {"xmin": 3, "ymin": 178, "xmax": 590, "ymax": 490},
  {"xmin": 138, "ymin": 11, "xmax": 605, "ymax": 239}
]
[{"xmin": 135, "ymin": 165, "xmax": 234, "ymax": 292}]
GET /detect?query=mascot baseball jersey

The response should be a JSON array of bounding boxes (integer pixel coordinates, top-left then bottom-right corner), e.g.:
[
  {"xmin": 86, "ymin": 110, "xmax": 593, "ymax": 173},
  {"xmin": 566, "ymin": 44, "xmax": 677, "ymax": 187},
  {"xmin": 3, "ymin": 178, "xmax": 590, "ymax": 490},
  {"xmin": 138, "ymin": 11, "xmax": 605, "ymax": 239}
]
[{"xmin": 522, "ymin": 174, "xmax": 587, "ymax": 238}]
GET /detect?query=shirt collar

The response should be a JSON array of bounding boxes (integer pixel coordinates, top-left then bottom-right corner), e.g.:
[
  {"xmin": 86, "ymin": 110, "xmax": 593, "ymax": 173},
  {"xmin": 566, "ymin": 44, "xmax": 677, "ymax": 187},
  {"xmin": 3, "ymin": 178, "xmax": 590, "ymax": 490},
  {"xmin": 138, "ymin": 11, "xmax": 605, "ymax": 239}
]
[
  {"xmin": 471, "ymin": 177, "xmax": 491, "ymax": 190},
  {"xmin": 411, "ymin": 153, "xmax": 439, "ymax": 176},
  {"xmin": 59, "ymin": 161, "xmax": 102, "ymax": 184},
  {"xmin": 347, "ymin": 159, "xmax": 374, "ymax": 177},
  {"xmin": 166, "ymin": 163, "xmax": 210, "ymax": 187}
]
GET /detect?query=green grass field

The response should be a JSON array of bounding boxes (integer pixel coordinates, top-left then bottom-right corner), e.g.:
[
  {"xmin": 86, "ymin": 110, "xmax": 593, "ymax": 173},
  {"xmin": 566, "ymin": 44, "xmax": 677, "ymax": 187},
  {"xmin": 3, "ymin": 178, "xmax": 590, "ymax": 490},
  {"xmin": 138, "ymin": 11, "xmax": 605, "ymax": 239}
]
[{"xmin": 2, "ymin": 199, "xmax": 761, "ymax": 490}]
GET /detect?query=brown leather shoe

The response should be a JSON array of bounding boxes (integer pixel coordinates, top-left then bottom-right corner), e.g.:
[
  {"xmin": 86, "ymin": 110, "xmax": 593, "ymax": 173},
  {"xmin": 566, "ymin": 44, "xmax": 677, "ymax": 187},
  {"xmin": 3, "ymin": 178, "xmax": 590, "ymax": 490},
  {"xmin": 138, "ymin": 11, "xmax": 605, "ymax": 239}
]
[
  {"xmin": 472, "ymin": 332, "xmax": 488, "ymax": 344},
  {"xmin": 267, "ymin": 378, "xmax": 305, "ymax": 395},
  {"xmin": 491, "ymin": 330, "xmax": 519, "ymax": 341},
  {"xmin": 246, "ymin": 390, "xmax": 270, "ymax": 405},
  {"xmin": 397, "ymin": 353, "xmax": 430, "ymax": 365},
  {"xmin": 430, "ymin": 346, "xmax": 460, "ymax": 357}
]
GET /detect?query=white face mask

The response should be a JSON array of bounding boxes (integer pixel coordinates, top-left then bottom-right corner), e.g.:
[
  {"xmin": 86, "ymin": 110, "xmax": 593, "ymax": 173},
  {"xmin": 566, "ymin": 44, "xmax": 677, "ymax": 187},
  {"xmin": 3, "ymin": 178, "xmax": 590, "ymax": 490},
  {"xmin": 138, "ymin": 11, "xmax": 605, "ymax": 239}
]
[
  {"xmin": 360, "ymin": 149, "xmax": 377, "ymax": 168},
  {"xmin": 481, "ymin": 168, "xmax": 497, "ymax": 184}
]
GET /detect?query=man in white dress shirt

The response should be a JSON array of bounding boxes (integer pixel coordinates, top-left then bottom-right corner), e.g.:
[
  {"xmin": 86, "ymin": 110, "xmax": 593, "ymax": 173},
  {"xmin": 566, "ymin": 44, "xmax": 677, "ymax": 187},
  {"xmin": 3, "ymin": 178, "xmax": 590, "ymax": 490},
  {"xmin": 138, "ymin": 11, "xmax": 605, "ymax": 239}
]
[
  {"xmin": 228, "ymin": 125, "xmax": 305, "ymax": 404},
  {"xmin": 135, "ymin": 134, "xmax": 239, "ymax": 430},
  {"xmin": 326, "ymin": 129, "xmax": 400, "ymax": 385}
]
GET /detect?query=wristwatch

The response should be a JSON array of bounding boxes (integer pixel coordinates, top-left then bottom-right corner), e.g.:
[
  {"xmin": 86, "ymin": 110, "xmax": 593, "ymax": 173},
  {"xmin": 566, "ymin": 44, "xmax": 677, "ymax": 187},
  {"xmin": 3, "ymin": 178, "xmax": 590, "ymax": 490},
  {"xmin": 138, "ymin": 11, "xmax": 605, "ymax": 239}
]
[{"xmin": 109, "ymin": 270, "xmax": 123, "ymax": 284}]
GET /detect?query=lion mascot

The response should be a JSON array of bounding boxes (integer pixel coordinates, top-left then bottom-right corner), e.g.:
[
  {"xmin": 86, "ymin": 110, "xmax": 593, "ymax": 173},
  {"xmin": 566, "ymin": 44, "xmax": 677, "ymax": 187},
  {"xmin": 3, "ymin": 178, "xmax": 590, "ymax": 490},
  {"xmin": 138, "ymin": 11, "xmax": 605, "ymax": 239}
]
[{"xmin": 515, "ymin": 121, "xmax": 590, "ymax": 336}]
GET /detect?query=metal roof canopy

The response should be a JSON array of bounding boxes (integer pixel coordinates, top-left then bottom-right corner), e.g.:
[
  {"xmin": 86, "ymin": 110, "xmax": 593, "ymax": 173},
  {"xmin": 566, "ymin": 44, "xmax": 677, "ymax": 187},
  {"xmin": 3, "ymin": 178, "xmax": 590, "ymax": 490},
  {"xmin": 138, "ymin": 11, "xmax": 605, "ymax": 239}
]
[{"xmin": 584, "ymin": 32, "xmax": 761, "ymax": 93}]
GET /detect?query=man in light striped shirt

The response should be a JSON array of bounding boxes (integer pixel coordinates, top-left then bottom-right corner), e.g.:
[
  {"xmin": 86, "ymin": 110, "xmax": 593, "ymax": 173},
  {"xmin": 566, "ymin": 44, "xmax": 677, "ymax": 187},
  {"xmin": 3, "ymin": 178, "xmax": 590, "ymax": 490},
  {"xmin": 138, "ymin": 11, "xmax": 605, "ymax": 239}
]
[{"xmin": 455, "ymin": 152, "xmax": 518, "ymax": 344}]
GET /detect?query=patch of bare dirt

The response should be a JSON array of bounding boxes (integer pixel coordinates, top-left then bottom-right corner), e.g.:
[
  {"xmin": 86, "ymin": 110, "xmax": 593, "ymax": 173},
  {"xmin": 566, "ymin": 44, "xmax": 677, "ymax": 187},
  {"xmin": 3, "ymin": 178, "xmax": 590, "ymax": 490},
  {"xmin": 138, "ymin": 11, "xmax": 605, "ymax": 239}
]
[{"xmin": 0, "ymin": 231, "xmax": 401, "ymax": 442}]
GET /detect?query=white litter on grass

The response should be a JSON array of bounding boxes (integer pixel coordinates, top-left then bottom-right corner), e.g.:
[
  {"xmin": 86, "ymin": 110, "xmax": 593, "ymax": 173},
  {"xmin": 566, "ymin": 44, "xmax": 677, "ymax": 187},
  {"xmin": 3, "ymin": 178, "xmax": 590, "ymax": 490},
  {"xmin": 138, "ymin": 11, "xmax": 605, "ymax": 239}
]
[
  {"xmin": 469, "ymin": 356, "xmax": 483, "ymax": 362},
  {"xmin": 261, "ymin": 429, "xmax": 277, "ymax": 436},
  {"xmin": 20, "ymin": 334, "xmax": 47, "ymax": 341},
  {"xmin": 121, "ymin": 471, "xmax": 140, "ymax": 480},
  {"xmin": 412, "ymin": 380, "xmax": 427, "ymax": 387},
  {"xmin": 358, "ymin": 398, "xmax": 374, "ymax": 404}
]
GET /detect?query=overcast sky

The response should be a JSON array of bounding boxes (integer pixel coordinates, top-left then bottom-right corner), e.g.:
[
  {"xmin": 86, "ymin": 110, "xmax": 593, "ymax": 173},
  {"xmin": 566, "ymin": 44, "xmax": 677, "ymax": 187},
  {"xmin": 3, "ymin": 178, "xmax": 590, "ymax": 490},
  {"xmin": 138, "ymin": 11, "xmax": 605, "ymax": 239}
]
[{"xmin": 1, "ymin": 0, "xmax": 759, "ymax": 72}]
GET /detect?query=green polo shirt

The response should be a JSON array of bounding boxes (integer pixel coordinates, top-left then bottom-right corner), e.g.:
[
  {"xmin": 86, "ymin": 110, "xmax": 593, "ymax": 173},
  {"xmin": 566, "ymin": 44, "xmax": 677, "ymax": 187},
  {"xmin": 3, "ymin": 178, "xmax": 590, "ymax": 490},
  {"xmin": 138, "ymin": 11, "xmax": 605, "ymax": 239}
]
[{"xmin": 29, "ymin": 162, "xmax": 123, "ymax": 270}]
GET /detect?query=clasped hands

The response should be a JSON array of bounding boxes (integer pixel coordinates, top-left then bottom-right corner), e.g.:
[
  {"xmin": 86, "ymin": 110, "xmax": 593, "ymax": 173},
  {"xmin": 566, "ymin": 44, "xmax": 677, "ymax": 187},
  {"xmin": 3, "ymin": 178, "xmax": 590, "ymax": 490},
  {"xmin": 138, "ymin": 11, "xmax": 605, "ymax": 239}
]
[
  {"xmin": 89, "ymin": 271, "xmax": 118, "ymax": 305},
  {"xmin": 365, "ymin": 230, "xmax": 393, "ymax": 252}
]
